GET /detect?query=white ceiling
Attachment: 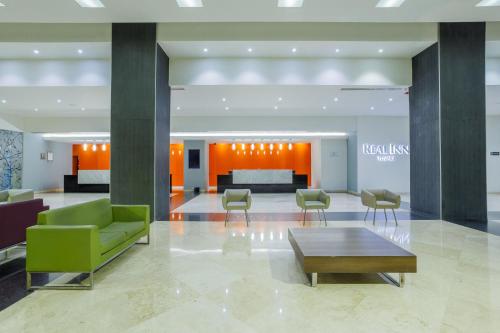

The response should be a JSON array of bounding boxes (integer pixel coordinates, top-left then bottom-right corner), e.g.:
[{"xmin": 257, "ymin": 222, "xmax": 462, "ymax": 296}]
[
  {"xmin": 162, "ymin": 41, "xmax": 433, "ymax": 59},
  {"xmin": 0, "ymin": 0, "xmax": 498, "ymax": 23},
  {"xmin": 0, "ymin": 43, "xmax": 110, "ymax": 60}
]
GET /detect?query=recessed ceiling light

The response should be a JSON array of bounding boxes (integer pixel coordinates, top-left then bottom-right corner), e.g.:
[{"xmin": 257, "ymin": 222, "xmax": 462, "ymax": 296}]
[
  {"xmin": 1, "ymin": 99, "xmax": 6, "ymax": 104},
  {"xmin": 292, "ymin": 48, "xmax": 297, "ymax": 53},
  {"xmin": 278, "ymin": 0, "xmax": 304, "ymax": 7},
  {"xmin": 389, "ymin": 98, "xmax": 393, "ymax": 102},
  {"xmin": 335, "ymin": 48, "xmax": 340, "ymax": 53},
  {"xmin": 34, "ymin": 108, "xmax": 39, "ymax": 112},
  {"xmin": 78, "ymin": 49, "xmax": 83, "ymax": 54},
  {"xmin": 0, "ymin": 3, "xmax": 5, "ymax": 7},
  {"xmin": 376, "ymin": 0, "xmax": 406, "ymax": 8},
  {"xmin": 81, "ymin": 107, "xmax": 86, "ymax": 111},
  {"xmin": 33, "ymin": 49, "xmax": 39, "ymax": 55},
  {"xmin": 322, "ymin": 106, "xmax": 327, "ymax": 110},
  {"xmin": 370, "ymin": 106, "xmax": 375, "ymax": 110},
  {"xmin": 225, "ymin": 106, "xmax": 230, "ymax": 111},
  {"xmin": 75, "ymin": 0, "xmax": 105, "ymax": 8},
  {"xmin": 203, "ymin": 48, "xmax": 208, "ymax": 53},
  {"xmin": 222, "ymin": 97, "xmax": 226, "ymax": 102},
  {"xmin": 57, "ymin": 99, "xmax": 62, "ymax": 103},
  {"xmin": 176, "ymin": 0, "xmax": 203, "ymax": 7},
  {"xmin": 278, "ymin": 97, "xmax": 283, "ymax": 102},
  {"xmin": 334, "ymin": 97, "xmax": 339, "ymax": 102},
  {"xmin": 378, "ymin": 49, "xmax": 384, "ymax": 53},
  {"xmin": 176, "ymin": 106, "xmax": 181, "ymax": 110},
  {"xmin": 248, "ymin": 48, "xmax": 253, "ymax": 53},
  {"xmin": 476, "ymin": 0, "xmax": 500, "ymax": 6},
  {"xmin": 274, "ymin": 106, "xmax": 279, "ymax": 110}
]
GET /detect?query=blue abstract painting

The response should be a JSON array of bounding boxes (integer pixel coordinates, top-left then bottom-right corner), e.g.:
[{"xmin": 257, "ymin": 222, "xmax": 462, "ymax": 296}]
[{"xmin": 0, "ymin": 130, "xmax": 23, "ymax": 190}]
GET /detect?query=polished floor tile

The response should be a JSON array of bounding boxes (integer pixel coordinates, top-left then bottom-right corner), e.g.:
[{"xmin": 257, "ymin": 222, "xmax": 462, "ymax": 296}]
[{"xmin": 1, "ymin": 218, "xmax": 500, "ymax": 332}]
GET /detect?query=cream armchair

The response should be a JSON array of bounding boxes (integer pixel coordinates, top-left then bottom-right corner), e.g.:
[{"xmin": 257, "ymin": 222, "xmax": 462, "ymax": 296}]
[
  {"xmin": 361, "ymin": 189, "xmax": 400, "ymax": 225},
  {"xmin": 296, "ymin": 189, "xmax": 331, "ymax": 226},
  {"xmin": 222, "ymin": 189, "xmax": 252, "ymax": 227}
]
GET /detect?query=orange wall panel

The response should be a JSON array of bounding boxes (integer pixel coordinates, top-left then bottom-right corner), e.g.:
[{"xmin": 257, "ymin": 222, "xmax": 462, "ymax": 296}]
[
  {"xmin": 72, "ymin": 144, "xmax": 110, "ymax": 173},
  {"xmin": 169, "ymin": 144, "xmax": 184, "ymax": 186},
  {"xmin": 209, "ymin": 143, "xmax": 311, "ymax": 187}
]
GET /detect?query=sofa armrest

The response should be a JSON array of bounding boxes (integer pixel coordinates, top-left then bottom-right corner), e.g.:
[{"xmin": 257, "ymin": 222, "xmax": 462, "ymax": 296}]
[
  {"xmin": 384, "ymin": 191, "xmax": 401, "ymax": 209},
  {"xmin": 296, "ymin": 190, "xmax": 305, "ymax": 209},
  {"xmin": 26, "ymin": 225, "xmax": 100, "ymax": 273},
  {"xmin": 319, "ymin": 191, "xmax": 331, "ymax": 209},
  {"xmin": 361, "ymin": 190, "xmax": 377, "ymax": 208}
]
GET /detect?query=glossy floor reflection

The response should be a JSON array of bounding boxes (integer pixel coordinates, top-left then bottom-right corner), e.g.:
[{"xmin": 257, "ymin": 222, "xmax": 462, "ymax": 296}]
[{"xmin": 1, "ymin": 219, "xmax": 500, "ymax": 332}]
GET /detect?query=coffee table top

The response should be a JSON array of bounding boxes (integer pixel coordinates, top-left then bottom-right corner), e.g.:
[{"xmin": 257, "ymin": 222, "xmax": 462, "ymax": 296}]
[{"xmin": 288, "ymin": 227, "xmax": 415, "ymax": 258}]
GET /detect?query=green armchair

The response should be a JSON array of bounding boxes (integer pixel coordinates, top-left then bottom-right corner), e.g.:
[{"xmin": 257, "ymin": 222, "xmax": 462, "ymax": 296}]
[
  {"xmin": 296, "ymin": 189, "xmax": 331, "ymax": 226},
  {"xmin": 0, "ymin": 189, "xmax": 34, "ymax": 204},
  {"xmin": 222, "ymin": 189, "xmax": 252, "ymax": 227},
  {"xmin": 26, "ymin": 198, "xmax": 150, "ymax": 290},
  {"xmin": 361, "ymin": 189, "xmax": 400, "ymax": 225}
]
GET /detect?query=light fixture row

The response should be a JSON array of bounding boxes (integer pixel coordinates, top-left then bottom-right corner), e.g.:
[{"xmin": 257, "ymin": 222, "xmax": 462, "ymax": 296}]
[
  {"xmin": 82, "ymin": 143, "xmax": 108, "ymax": 152},
  {"xmin": 31, "ymin": 49, "xmax": 84, "ymax": 55},
  {"xmin": 231, "ymin": 142, "xmax": 294, "ymax": 151}
]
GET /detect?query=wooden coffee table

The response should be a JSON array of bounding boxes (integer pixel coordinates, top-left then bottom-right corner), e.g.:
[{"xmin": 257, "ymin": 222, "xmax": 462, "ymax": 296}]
[{"xmin": 288, "ymin": 227, "xmax": 417, "ymax": 287}]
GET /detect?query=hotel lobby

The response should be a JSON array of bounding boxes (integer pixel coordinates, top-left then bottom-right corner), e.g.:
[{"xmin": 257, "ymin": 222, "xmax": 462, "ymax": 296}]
[{"xmin": 2, "ymin": 1, "xmax": 500, "ymax": 332}]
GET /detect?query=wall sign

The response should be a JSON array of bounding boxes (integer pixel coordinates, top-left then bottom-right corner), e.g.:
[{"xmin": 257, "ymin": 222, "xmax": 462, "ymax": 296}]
[{"xmin": 362, "ymin": 143, "xmax": 410, "ymax": 162}]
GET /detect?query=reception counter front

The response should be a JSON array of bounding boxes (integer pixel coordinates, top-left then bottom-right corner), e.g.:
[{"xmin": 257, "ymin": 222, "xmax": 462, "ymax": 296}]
[
  {"xmin": 64, "ymin": 170, "xmax": 110, "ymax": 193},
  {"xmin": 217, "ymin": 169, "xmax": 307, "ymax": 193}
]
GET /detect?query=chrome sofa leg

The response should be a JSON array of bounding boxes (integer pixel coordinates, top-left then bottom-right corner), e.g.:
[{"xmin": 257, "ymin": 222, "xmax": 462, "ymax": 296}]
[
  {"xmin": 364, "ymin": 207, "xmax": 369, "ymax": 221},
  {"xmin": 137, "ymin": 232, "xmax": 150, "ymax": 245},
  {"xmin": 392, "ymin": 209, "xmax": 399, "ymax": 226},
  {"xmin": 373, "ymin": 208, "xmax": 377, "ymax": 225},
  {"xmin": 244, "ymin": 210, "xmax": 250, "ymax": 227}
]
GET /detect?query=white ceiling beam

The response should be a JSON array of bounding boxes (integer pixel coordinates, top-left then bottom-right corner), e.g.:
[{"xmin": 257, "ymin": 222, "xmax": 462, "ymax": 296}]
[{"xmin": 0, "ymin": 23, "xmax": 111, "ymax": 43}]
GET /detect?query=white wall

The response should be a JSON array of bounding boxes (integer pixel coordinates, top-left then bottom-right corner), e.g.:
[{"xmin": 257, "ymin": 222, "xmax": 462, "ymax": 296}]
[
  {"xmin": 356, "ymin": 116, "xmax": 410, "ymax": 193},
  {"xmin": 311, "ymin": 139, "xmax": 322, "ymax": 188},
  {"xmin": 320, "ymin": 139, "xmax": 347, "ymax": 192},
  {"xmin": 487, "ymin": 115, "xmax": 500, "ymax": 193},
  {"xmin": 22, "ymin": 133, "xmax": 72, "ymax": 191}
]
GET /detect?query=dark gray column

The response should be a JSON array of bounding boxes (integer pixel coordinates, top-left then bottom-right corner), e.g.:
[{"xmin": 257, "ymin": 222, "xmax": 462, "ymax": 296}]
[
  {"xmin": 110, "ymin": 23, "xmax": 170, "ymax": 221},
  {"xmin": 410, "ymin": 23, "xmax": 487, "ymax": 223}
]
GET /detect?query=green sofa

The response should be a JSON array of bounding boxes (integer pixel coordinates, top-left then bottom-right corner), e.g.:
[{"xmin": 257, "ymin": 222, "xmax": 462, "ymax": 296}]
[
  {"xmin": 222, "ymin": 189, "xmax": 252, "ymax": 227},
  {"xmin": 0, "ymin": 189, "xmax": 34, "ymax": 204},
  {"xmin": 361, "ymin": 189, "xmax": 400, "ymax": 225},
  {"xmin": 26, "ymin": 198, "xmax": 149, "ymax": 290},
  {"xmin": 296, "ymin": 189, "xmax": 331, "ymax": 226}
]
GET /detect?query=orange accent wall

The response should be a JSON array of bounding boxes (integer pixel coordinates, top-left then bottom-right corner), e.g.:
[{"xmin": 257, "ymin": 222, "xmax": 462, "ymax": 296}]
[
  {"xmin": 170, "ymin": 144, "xmax": 184, "ymax": 186},
  {"xmin": 72, "ymin": 144, "xmax": 110, "ymax": 173},
  {"xmin": 209, "ymin": 143, "xmax": 311, "ymax": 187}
]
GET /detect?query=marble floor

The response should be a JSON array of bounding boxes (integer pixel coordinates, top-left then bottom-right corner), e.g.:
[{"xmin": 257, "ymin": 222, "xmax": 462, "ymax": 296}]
[
  {"xmin": 1, "ymin": 218, "xmax": 500, "ymax": 332},
  {"xmin": 1, "ymin": 192, "xmax": 500, "ymax": 332}
]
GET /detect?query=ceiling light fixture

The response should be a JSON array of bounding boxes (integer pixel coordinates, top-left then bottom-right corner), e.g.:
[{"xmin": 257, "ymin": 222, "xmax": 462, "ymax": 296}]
[
  {"xmin": 75, "ymin": 0, "xmax": 105, "ymax": 8},
  {"xmin": 232, "ymin": 143, "xmax": 236, "ymax": 151},
  {"xmin": 222, "ymin": 97, "xmax": 226, "ymax": 102},
  {"xmin": 102, "ymin": 144, "xmax": 107, "ymax": 151},
  {"xmin": 278, "ymin": 0, "xmax": 304, "ymax": 7},
  {"xmin": 176, "ymin": 106, "xmax": 181, "ymax": 110},
  {"xmin": 370, "ymin": 106, "xmax": 375, "ymax": 110},
  {"xmin": 274, "ymin": 106, "xmax": 278, "ymax": 110},
  {"xmin": 278, "ymin": 97, "xmax": 283, "ymax": 102},
  {"xmin": 33, "ymin": 49, "xmax": 39, "ymax": 55},
  {"xmin": 81, "ymin": 107, "xmax": 86, "ymax": 111},
  {"xmin": 334, "ymin": 97, "xmax": 339, "ymax": 102},
  {"xmin": 176, "ymin": 0, "xmax": 203, "ymax": 7},
  {"xmin": 203, "ymin": 48, "xmax": 208, "ymax": 53},
  {"xmin": 57, "ymin": 99, "xmax": 62, "ymax": 103},
  {"xmin": 92, "ymin": 144, "xmax": 97, "ymax": 152},
  {"xmin": 335, "ymin": 48, "xmax": 340, "ymax": 53},
  {"xmin": 225, "ymin": 106, "xmax": 230, "ymax": 111},
  {"xmin": 322, "ymin": 106, "xmax": 327, "ymax": 110},
  {"xmin": 389, "ymin": 98, "xmax": 393, "ymax": 102},
  {"xmin": 292, "ymin": 48, "xmax": 297, "ymax": 53},
  {"xmin": 248, "ymin": 48, "xmax": 253, "ymax": 53},
  {"xmin": 34, "ymin": 108, "xmax": 39, "ymax": 112},
  {"xmin": 83, "ymin": 143, "xmax": 88, "ymax": 151},
  {"xmin": 0, "ymin": 3, "xmax": 5, "ymax": 7},
  {"xmin": 78, "ymin": 49, "xmax": 83, "ymax": 54},
  {"xmin": 376, "ymin": 0, "xmax": 406, "ymax": 8},
  {"xmin": 1, "ymin": 99, "xmax": 6, "ymax": 104},
  {"xmin": 242, "ymin": 143, "xmax": 246, "ymax": 150},
  {"xmin": 251, "ymin": 143, "xmax": 255, "ymax": 151},
  {"xmin": 378, "ymin": 49, "xmax": 384, "ymax": 53},
  {"xmin": 476, "ymin": 0, "xmax": 500, "ymax": 6},
  {"xmin": 288, "ymin": 143, "xmax": 293, "ymax": 151}
]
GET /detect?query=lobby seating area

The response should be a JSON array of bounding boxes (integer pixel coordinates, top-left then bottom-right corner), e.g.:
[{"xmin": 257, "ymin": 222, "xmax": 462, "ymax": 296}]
[
  {"xmin": 0, "ymin": 189, "xmax": 34, "ymax": 204},
  {"xmin": 361, "ymin": 189, "xmax": 401, "ymax": 225}
]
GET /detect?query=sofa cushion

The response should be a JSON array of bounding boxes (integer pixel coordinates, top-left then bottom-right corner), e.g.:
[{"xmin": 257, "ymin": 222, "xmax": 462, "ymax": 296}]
[
  {"xmin": 100, "ymin": 222, "xmax": 144, "ymax": 237},
  {"xmin": 0, "ymin": 190, "xmax": 8, "ymax": 202},
  {"xmin": 37, "ymin": 198, "xmax": 113, "ymax": 229},
  {"xmin": 99, "ymin": 231, "xmax": 127, "ymax": 254},
  {"xmin": 227, "ymin": 201, "xmax": 249, "ymax": 210},
  {"xmin": 376, "ymin": 200, "xmax": 398, "ymax": 209}
]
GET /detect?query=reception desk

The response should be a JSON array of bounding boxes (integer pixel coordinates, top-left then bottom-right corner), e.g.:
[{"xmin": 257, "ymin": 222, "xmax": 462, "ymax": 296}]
[
  {"xmin": 217, "ymin": 169, "xmax": 307, "ymax": 193},
  {"xmin": 64, "ymin": 170, "xmax": 110, "ymax": 193}
]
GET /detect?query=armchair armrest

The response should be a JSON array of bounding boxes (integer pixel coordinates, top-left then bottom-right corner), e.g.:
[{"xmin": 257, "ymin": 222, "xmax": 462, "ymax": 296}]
[
  {"xmin": 384, "ymin": 191, "xmax": 401, "ymax": 209},
  {"xmin": 319, "ymin": 190, "xmax": 331, "ymax": 209},
  {"xmin": 246, "ymin": 192, "xmax": 252, "ymax": 209},
  {"xmin": 26, "ymin": 225, "xmax": 100, "ymax": 273},
  {"xmin": 296, "ymin": 190, "xmax": 305, "ymax": 209},
  {"xmin": 222, "ymin": 190, "xmax": 229, "ymax": 210},
  {"xmin": 361, "ymin": 190, "xmax": 377, "ymax": 208}
]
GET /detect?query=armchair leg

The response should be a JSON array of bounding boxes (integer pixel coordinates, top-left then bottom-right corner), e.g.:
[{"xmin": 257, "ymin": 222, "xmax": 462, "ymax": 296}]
[
  {"xmin": 225, "ymin": 210, "xmax": 229, "ymax": 227},
  {"xmin": 322, "ymin": 209, "xmax": 327, "ymax": 226},
  {"xmin": 392, "ymin": 209, "xmax": 399, "ymax": 226},
  {"xmin": 303, "ymin": 209, "xmax": 307, "ymax": 226},
  {"xmin": 244, "ymin": 210, "xmax": 250, "ymax": 227},
  {"xmin": 373, "ymin": 208, "xmax": 377, "ymax": 225},
  {"xmin": 384, "ymin": 209, "xmax": 388, "ymax": 223},
  {"xmin": 364, "ymin": 208, "xmax": 370, "ymax": 221}
]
